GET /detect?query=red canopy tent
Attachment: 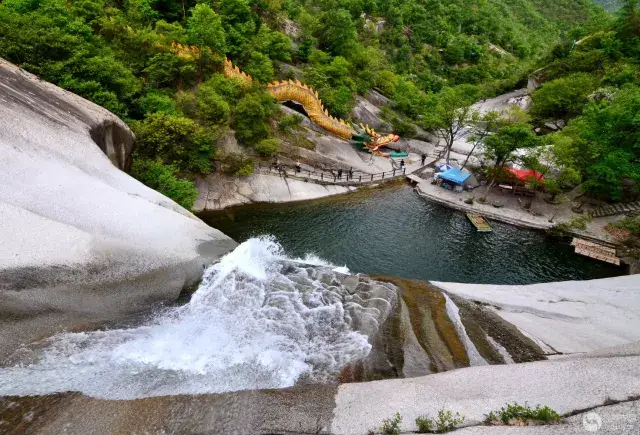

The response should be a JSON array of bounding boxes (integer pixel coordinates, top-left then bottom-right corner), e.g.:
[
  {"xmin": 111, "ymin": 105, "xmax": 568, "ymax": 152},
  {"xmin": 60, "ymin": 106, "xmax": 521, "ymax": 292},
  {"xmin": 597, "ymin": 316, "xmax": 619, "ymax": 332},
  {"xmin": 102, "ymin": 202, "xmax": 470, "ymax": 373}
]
[{"xmin": 504, "ymin": 168, "xmax": 545, "ymax": 184}]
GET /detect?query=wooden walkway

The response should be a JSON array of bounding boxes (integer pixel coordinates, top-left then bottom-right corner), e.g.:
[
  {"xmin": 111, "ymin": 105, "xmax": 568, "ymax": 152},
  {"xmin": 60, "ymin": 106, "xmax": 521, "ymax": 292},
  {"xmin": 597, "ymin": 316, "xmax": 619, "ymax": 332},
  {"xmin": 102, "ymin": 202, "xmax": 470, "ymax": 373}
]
[{"xmin": 571, "ymin": 238, "xmax": 620, "ymax": 265}]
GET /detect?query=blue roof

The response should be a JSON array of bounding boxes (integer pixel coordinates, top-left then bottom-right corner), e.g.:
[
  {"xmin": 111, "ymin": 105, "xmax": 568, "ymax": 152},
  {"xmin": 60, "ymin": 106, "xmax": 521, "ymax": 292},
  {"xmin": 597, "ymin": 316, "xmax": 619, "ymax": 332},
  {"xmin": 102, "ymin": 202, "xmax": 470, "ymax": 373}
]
[{"xmin": 438, "ymin": 168, "xmax": 471, "ymax": 185}]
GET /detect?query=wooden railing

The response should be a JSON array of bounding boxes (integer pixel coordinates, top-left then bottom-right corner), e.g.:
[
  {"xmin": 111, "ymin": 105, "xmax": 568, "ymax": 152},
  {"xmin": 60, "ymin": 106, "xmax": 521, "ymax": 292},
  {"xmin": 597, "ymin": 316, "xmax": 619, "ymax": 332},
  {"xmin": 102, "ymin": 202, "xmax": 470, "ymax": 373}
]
[{"xmin": 255, "ymin": 163, "xmax": 407, "ymax": 186}]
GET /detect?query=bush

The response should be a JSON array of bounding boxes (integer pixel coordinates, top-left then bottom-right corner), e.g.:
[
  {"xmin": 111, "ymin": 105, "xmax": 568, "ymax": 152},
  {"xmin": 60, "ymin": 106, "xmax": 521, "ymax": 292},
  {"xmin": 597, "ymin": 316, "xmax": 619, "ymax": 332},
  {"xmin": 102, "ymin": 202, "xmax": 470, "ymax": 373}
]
[
  {"xmin": 414, "ymin": 410, "xmax": 464, "ymax": 433},
  {"xmin": 131, "ymin": 158, "xmax": 198, "ymax": 210},
  {"xmin": 435, "ymin": 410, "xmax": 464, "ymax": 433},
  {"xmin": 223, "ymin": 153, "xmax": 255, "ymax": 176},
  {"xmin": 132, "ymin": 113, "xmax": 216, "ymax": 174},
  {"xmin": 278, "ymin": 114, "xmax": 303, "ymax": 132},
  {"xmin": 233, "ymin": 91, "xmax": 276, "ymax": 145},
  {"xmin": 415, "ymin": 415, "xmax": 434, "ymax": 433},
  {"xmin": 486, "ymin": 402, "xmax": 561, "ymax": 425},
  {"xmin": 255, "ymin": 138, "xmax": 280, "ymax": 156},
  {"xmin": 379, "ymin": 412, "xmax": 402, "ymax": 435}
]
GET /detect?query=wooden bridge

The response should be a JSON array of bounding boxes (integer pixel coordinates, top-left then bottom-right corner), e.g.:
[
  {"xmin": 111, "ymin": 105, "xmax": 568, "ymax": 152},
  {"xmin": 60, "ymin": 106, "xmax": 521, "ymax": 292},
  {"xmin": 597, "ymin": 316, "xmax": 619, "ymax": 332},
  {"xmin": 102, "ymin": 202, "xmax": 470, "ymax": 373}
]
[{"xmin": 255, "ymin": 163, "xmax": 411, "ymax": 186}]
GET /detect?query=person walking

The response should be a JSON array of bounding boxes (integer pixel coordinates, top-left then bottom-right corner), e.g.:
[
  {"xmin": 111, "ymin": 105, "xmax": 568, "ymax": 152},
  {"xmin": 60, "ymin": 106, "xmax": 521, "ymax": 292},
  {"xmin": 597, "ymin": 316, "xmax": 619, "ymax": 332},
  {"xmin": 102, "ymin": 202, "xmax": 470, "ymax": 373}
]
[
  {"xmin": 348, "ymin": 167, "xmax": 353, "ymax": 180},
  {"xmin": 400, "ymin": 159, "xmax": 405, "ymax": 170},
  {"xmin": 421, "ymin": 153, "xmax": 426, "ymax": 166},
  {"xmin": 295, "ymin": 160, "xmax": 301, "ymax": 173},
  {"xmin": 337, "ymin": 168, "xmax": 343, "ymax": 180}
]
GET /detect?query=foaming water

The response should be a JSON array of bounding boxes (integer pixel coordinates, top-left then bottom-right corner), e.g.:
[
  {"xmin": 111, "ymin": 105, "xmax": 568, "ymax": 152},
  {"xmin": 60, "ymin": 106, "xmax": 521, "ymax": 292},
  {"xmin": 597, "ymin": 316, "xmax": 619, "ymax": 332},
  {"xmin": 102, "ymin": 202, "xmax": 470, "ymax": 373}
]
[{"xmin": 0, "ymin": 237, "xmax": 371, "ymax": 399}]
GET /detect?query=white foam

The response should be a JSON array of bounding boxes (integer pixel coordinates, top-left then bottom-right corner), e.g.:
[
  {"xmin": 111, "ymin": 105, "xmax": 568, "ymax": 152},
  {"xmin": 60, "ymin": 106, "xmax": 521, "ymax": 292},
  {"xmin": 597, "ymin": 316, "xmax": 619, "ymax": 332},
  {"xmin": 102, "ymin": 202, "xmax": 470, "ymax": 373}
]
[{"xmin": 0, "ymin": 237, "xmax": 371, "ymax": 399}]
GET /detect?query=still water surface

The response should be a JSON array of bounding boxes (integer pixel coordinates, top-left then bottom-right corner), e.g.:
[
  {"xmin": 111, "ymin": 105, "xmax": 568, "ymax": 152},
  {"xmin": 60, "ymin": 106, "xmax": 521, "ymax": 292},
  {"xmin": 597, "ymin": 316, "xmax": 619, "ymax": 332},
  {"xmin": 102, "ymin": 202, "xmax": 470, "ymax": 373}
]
[{"xmin": 201, "ymin": 184, "xmax": 622, "ymax": 285}]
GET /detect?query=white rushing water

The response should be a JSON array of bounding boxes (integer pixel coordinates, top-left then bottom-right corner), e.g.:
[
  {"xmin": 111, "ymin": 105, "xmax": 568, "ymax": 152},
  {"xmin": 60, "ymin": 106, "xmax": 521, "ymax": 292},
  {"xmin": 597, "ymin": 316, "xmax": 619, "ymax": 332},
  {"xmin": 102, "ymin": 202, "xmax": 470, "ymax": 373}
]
[{"xmin": 0, "ymin": 237, "xmax": 371, "ymax": 399}]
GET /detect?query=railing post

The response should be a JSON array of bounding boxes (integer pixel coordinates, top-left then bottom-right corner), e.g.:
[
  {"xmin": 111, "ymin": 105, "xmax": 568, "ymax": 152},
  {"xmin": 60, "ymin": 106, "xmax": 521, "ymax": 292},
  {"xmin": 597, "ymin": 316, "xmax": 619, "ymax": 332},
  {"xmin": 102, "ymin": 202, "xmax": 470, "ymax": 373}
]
[
  {"xmin": 321, "ymin": 173, "xmax": 323, "ymax": 181},
  {"xmin": 382, "ymin": 172, "xmax": 385, "ymax": 179},
  {"xmin": 403, "ymin": 167, "xmax": 406, "ymax": 174},
  {"xmin": 359, "ymin": 175, "xmax": 362, "ymax": 183},
  {"xmin": 334, "ymin": 175, "xmax": 336, "ymax": 182},
  {"xmin": 371, "ymin": 174, "xmax": 373, "ymax": 181},
  {"xmin": 393, "ymin": 169, "xmax": 396, "ymax": 177}
]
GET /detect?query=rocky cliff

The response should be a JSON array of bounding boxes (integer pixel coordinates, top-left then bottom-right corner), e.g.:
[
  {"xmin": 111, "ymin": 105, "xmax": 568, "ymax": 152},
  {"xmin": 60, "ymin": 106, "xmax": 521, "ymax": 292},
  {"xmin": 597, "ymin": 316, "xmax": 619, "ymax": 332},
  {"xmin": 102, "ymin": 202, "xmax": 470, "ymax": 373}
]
[{"xmin": 0, "ymin": 59, "xmax": 236, "ymax": 359}]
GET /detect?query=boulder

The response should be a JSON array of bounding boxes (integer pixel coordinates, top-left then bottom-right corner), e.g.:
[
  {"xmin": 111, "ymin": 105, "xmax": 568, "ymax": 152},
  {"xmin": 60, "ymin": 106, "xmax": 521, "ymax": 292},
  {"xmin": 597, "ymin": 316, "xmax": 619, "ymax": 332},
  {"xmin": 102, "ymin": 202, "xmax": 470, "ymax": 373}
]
[
  {"xmin": 350, "ymin": 96, "xmax": 391, "ymax": 130},
  {"xmin": 0, "ymin": 59, "xmax": 236, "ymax": 359},
  {"xmin": 365, "ymin": 89, "xmax": 391, "ymax": 108}
]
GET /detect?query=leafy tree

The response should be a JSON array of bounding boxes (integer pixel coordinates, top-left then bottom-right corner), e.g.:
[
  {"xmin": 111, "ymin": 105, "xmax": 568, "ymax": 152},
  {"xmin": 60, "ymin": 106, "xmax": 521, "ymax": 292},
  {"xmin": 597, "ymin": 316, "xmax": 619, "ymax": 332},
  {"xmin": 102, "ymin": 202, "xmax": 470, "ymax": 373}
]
[
  {"xmin": 138, "ymin": 91, "xmax": 177, "ymax": 115},
  {"xmin": 484, "ymin": 123, "xmax": 539, "ymax": 167},
  {"xmin": 219, "ymin": 0, "xmax": 257, "ymax": 57},
  {"xmin": 422, "ymin": 85, "xmax": 482, "ymax": 164},
  {"xmin": 133, "ymin": 113, "xmax": 216, "ymax": 173},
  {"xmin": 131, "ymin": 158, "xmax": 198, "ymax": 209},
  {"xmin": 187, "ymin": 4, "xmax": 226, "ymax": 54},
  {"xmin": 232, "ymin": 91, "xmax": 275, "ymax": 145},
  {"xmin": 314, "ymin": 9, "xmax": 357, "ymax": 57},
  {"xmin": 243, "ymin": 52, "xmax": 274, "ymax": 83},
  {"xmin": 195, "ymin": 85, "xmax": 231, "ymax": 125},
  {"xmin": 530, "ymin": 73, "xmax": 598, "ymax": 127}
]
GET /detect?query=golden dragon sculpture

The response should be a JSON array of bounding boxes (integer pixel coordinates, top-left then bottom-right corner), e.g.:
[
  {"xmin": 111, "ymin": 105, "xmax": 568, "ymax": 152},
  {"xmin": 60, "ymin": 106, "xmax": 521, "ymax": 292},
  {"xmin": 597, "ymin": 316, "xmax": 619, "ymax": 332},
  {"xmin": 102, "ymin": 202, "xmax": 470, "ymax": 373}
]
[{"xmin": 170, "ymin": 43, "xmax": 400, "ymax": 155}]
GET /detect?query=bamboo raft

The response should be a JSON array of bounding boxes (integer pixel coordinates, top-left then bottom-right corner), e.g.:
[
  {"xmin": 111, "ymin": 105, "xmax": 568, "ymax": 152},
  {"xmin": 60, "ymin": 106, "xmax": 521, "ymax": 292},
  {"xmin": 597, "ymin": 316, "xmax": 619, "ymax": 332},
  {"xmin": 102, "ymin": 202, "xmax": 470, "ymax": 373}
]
[
  {"xmin": 466, "ymin": 213, "xmax": 492, "ymax": 232},
  {"xmin": 571, "ymin": 238, "xmax": 620, "ymax": 265}
]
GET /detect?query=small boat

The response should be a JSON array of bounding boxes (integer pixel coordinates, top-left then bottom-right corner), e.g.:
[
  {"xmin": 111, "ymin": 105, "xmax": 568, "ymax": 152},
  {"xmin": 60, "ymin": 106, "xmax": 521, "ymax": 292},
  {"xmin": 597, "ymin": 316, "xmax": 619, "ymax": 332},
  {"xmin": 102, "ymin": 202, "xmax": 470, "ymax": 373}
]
[{"xmin": 466, "ymin": 213, "xmax": 492, "ymax": 232}]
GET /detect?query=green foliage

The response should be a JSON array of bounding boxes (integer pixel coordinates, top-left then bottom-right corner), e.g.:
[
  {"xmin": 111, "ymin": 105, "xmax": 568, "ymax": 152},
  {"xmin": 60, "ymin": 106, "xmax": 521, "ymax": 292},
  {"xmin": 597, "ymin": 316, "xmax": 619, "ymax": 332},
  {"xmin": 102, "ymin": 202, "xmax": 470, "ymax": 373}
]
[
  {"xmin": 484, "ymin": 124, "xmax": 540, "ymax": 167},
  {"xmin": 196, "ymin": 85, "xmax": 231, "ymax": 125},
  {"xmin": 551, "ymin": 214, "xmax": 593, "ymax": 234},
  {"xmin": 314, "ymin": 9, "xmax": 356, "ymax": 56},
  {"xmin": 233, "ymin": 91, "xmax": 276, "ymax": 145},
  {"xmin": 133, "ymin": 113, "xmax": 216, "ymax": 174},
  {"xmin": 530, "ymin": 73, "xmax": 598, "ymax": 125},
  {"xmin": 255, "ymin": 138, "xmax": 281, "ymax": 156},
  {"xmin": 138, "ymin": 91, "xmax": 176, "ymax": 115},
  {"xmin": 131, "ymin": 158, "xmax": 198, "ymax": 209},
  {"xmin": 435, "ymin": 410, "xmax": 465, "ymax": 433},
  {"xmin": 244, "ymin": 52, "xmax": 275, "ymax": 83},
  {"xmin": 278, "ymin": 113, "xmax": 303, "ymax": 132},
  {"xmin": 415, "ymin": 415, "xmax": 434, "ymax": 433},
  {"xmin": 487, "ymin": 402, "xmax": 561, "ymax": 425},
  {"xmin": 379, "ymin": 412, "xmax": 402, "ymax": 435},
  {"xmin": 614, "ymin": 215, "xmax": 640, "ymax": 237},
  {"xmin": 223, "ymin": 152, "xmax": 255, "ymax": 176},
  {"xmin": 187, "ymin": 4, "xmax": 226, "ymax": 54}
]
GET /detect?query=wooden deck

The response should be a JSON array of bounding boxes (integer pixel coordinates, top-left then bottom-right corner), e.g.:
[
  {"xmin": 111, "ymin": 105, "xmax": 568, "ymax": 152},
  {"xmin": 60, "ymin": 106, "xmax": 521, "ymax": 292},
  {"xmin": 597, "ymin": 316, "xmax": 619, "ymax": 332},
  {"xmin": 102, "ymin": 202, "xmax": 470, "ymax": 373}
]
[
  {"xmin": 466, "ymin": 213, "xmax": 492, "ymax": 232},
  {"xmin": 571, "ymin": 238, "xmax": 620, "ymax": 265}
]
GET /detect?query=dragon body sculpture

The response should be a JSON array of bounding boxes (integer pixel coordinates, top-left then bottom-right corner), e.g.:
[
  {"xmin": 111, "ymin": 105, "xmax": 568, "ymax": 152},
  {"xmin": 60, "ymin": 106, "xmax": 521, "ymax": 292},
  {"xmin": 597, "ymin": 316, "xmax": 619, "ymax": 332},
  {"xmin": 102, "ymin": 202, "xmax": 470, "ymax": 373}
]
[
  {"xmin": 223, "ymin": 58, "xmax": 399, "ymax": 155},
  {"xmin": 169, "ymin": 43, "xmax": 400, "ymax": 155}
]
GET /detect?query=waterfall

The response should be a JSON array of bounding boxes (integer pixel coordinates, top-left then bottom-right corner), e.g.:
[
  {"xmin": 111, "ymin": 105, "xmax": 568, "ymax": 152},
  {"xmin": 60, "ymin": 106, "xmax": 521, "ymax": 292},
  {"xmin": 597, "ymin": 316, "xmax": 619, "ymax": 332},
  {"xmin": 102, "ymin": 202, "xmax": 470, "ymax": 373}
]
[{"xmin": 0, "ymin": 237, "xmax": 371, "ymax": 399}]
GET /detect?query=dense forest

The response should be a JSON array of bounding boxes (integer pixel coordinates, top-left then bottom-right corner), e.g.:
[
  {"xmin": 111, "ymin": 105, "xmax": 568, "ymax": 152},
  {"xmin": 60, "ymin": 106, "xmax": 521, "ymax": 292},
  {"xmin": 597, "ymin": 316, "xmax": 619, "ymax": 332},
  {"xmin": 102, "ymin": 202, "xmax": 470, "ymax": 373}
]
[{"xmin": 0, "ymin": 0, "xmax": 638, "ymax": 208}]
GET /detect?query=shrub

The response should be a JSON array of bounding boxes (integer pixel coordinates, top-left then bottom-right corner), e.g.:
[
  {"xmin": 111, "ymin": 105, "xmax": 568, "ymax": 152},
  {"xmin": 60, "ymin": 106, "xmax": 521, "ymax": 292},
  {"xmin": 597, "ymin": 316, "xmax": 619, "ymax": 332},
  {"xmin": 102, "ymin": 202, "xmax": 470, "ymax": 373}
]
[
  {"xmin": 233, "ymin": 91, "xmax": 276, "ymax": 145},
  {"xmin": 223, "ymin": 153, "xmax": 255, "ymax": 177},
  {"xmin": 435, "ymin": 410, "xmax": 464, "ymax": 433},
  {"xmin": 415, "ymin": 415, "xmax": 434, "ymax": 433},
  {"xmin": 487, "ymin": 402, "xmax": 561, "ymax": 425},
  {"xmin": 255, "ymin": 138, "xmax": 280, "ymax": 156},
  {"xmin": 379, "ymin": 412, "xmax": 402, "ymax": 435},
  {"xmin": 132, "ymin": 113, "xmax": 216, "ymax": 174},
  {"xmin": 131, "ymin": 158, "xmax": 198, "ymax": 210},
  {"xmin": 278, "ymin": 114, "xmax": 303, "ymax": 132}
]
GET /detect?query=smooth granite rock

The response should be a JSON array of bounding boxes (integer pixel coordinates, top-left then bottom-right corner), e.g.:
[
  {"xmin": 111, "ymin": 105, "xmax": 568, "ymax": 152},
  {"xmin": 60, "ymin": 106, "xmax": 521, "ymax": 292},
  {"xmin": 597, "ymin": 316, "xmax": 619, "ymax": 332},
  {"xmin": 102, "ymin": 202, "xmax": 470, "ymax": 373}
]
[{"xmin": 0, "ymin": 58, "xmax": 237, "ymax": 359}]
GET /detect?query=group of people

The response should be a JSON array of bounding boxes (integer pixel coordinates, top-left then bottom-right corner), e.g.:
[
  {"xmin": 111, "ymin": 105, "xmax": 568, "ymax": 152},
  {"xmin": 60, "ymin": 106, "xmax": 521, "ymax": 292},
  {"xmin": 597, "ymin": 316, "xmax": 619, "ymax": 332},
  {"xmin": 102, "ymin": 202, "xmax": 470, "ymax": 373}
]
[{"xmin": 270, "ymin": 153, "xmax": 428, "ymax": 180}]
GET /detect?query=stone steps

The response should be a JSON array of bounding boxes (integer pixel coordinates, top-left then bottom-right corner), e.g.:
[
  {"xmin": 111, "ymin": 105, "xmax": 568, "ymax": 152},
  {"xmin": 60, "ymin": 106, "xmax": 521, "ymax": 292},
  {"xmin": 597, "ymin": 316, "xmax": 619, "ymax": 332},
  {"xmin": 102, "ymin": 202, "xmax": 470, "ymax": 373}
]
[{"xmin": 591, "ymin": 201, "xmax": 640, "ymax": 218}]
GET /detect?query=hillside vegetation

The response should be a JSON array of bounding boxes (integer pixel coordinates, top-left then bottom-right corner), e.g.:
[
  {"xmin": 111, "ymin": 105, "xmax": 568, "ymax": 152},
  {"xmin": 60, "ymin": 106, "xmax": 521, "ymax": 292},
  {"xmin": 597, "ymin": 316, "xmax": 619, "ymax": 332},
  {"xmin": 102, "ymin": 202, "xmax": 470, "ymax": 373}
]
[{"xmin": 0, "ymin": 0, "xmax": 612, "ymax": 207}]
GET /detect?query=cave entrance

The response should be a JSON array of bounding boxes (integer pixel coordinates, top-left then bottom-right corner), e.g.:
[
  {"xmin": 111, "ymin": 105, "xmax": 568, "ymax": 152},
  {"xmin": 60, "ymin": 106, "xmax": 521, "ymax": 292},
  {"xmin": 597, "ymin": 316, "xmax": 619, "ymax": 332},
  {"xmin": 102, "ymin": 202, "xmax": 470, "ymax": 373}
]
[{"xmin": 281, "ymin": 100, "xmax": 309, "ymax": 119}]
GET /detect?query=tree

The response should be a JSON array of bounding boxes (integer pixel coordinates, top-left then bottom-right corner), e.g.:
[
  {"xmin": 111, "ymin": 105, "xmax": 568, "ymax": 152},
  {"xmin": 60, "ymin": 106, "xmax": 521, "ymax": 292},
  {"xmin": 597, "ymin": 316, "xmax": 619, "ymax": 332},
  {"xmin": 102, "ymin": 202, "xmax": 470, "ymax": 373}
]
[
  {"xmin": 233, "ymin": 91, "xmax": 275, "ymax": 145},
  {"xmin": 187, "ymin": 4, "xmax": 226, "ymax": 78},
  {"xmin": 462, "ymin": 110, "xmax": 501, "ymax": 169},
  {"xmin": 315, "ymin": 9, "xmax": 357, "ymax": 57},
  {"xmin": 484, "ymin": 123, "xmax": 539, "ymax": 167},
  {"xmin": 133, "ymin": 113, "xmax": 216, "ymax": 173},
  {"xmin": 423, "ymin": 85, "xmax": 481, "ymax": 164},
  {"xmin": 187, "ymin": 4, "xmax": 226, "ymax": 54},
  {"xmin": 131, "ymin": 158, "xmax": 198, "ymax": 209},
  {"xmin": 243, "ymin": 52, "xmax": 274, "ymax": 83},
  {"xmin": 529, "ymin": 73, "xmax": 597, "ymax": 128},
  {"xmin": 195, "ymin": 85, "xmax": 231, "ymax": 125}
]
